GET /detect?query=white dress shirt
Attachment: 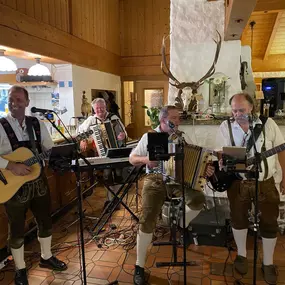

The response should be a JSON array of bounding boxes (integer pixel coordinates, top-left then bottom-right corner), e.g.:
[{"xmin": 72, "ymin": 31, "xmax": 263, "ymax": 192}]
[
  {"xmin": 130, "ymin": 126, "xmax": 192, "ymax": 174},
  {"xmin": 0, "ymin": 114, "xmax": 54, "ymax": 169},
  {"xmin": 216, "ymin": 117, "xmax": 285, "ymax": 181}
]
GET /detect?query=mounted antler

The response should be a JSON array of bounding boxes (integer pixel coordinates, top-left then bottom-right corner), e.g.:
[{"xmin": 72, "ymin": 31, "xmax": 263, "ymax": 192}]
[{"xmin": 161, "ymin": 31, "xmax": 222, "ymax": 95}]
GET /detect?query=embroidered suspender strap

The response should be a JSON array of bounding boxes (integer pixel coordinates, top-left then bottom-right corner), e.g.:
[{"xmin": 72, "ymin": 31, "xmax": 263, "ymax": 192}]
[
  {"xmin": 245, "ymin": 116, "xmax": 267, "ymax": 154},
  {"xmin": 0, "ymin": 118, "xmax": 21, "ymax": 150},
  {"xmin": 227, "ymin": 118, "xmax": 235, "ymax": 146},
  {"xmin": 260, "ymin": 116, "xmax": 269, "ymax": 180},
  {"xmin": 27, "ymin": 116, "xmax": 42, "ymax": 153},
  {"xmin": 25, "ymin": 116, "xmax": 38, "ymax": 154}
]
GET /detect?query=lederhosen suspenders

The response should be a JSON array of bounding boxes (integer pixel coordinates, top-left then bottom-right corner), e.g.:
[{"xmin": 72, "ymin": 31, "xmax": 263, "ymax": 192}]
[
  {"xmin": 227, "ymin": 116, "xmax": 269, "ymax": 180},
  {"xmin": 0, "ymin": 116, "xmax": 42, "ymax": 153}
]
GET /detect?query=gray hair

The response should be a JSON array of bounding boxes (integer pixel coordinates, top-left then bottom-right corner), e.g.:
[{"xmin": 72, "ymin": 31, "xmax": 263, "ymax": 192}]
[
  {"xmin": 91, "ymin": 98, "xmax": 106, "ymax": 105},
  {"xmin": 159, "ymin": 105, "xmax": 177, "ymax": 121}
]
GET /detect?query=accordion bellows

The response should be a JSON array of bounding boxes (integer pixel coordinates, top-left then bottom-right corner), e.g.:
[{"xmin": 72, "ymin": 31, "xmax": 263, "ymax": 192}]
[{"xmin": 165, "ymin": 143, "xmax": 212, "ymax": 192}]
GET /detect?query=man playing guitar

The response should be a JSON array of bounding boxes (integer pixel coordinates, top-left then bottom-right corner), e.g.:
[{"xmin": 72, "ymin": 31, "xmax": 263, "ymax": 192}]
[{"xmin": 0, "ymin": 86, "xmax": 67, "ymax": 285}]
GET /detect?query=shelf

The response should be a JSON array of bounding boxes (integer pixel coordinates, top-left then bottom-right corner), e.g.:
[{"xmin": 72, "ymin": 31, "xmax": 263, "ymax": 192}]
[
  {"xmin": 0, "ymin": 74, "xmax": 57, "ymax": 87},
  {"xmin": 18, "ymin": 81, "xmax": 58, "ymax": 87}
]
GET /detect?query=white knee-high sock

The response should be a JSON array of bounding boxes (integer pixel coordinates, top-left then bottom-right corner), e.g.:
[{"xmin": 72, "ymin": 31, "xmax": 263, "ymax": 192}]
[
  {"xmin": 38, "ymin": 236, "xmax": 52, "ymax": 260},
  {"xmin": 136, "ymin": 230, "xmax": 153, "ymax": 268},
  {"xmin": 11, "ymin": 245, "xmax": 25, "ymax": 270},
  {"xmin": 262, "ymin": 237, "xmax": 277, "ymax": 265},
  {"xmin": 179, "ymin": 205, "xmax": 200, "ymax": 228},
  {"xmin": 232, "ymin": 228, "xmax": 248, "ymax": 257}
]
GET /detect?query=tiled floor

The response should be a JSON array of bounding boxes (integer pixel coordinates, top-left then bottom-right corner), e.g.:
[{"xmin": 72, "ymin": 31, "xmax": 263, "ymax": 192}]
[{"xmin": 2, "ymin": 180, "xmax": 285, "ymax": 285}]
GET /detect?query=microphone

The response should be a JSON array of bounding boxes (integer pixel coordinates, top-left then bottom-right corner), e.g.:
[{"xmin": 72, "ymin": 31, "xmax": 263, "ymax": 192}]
[
  {"xmin": 168, "ymin": 120, "xmax": 175, "ymax": 129},
  {"xmin": 31, "ymin": 107, "xmax": 54, "ymax": 114}
]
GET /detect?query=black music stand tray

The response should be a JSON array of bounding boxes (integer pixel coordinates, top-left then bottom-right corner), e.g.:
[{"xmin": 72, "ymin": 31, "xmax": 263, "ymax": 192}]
[{"xmin": 89, "ymin": 165, "xmax": 143, "ymax": 236}]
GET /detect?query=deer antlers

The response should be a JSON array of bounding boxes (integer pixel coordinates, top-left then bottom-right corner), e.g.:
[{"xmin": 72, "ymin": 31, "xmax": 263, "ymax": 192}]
[{"xmin": 161, "ymin": 31, "xmax": 222, "ymax": 94}]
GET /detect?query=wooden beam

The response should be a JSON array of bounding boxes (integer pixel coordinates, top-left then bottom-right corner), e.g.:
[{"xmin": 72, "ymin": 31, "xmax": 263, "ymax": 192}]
[
  {"xmin": 263, "ymin": 12, "xmax": 283, "ymax": 60},
  {"xmin": 120, "ymin": 55, "xmax": 170, "ymax": 77},
  {"xmin": 252, "ymin": 54, "xmax": 285, "ymax": 72},
  {"xmin": 225, "ymin": 0, "xmax": 257, "ymax": 41},
  {"xmin": 0, "ymin": 4, "xmax": 120, "ymax": 75},
  {"xmin": 254, "ymin": 0, "xmax": 285, "ymax": 12}
]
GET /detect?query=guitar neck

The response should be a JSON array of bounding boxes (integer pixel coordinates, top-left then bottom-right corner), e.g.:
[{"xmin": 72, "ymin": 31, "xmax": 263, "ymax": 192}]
[
  {"xmin": 24, "ymin": 149, "xmax": 51, "ymax": 167},
  {"xmin": 247, "ymin": 143, "xmax": 285, "ymax": 166}
]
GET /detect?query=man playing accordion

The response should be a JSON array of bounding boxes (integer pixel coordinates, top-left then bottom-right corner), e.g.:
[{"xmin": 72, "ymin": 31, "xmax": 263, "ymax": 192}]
[{"xmin": 129, "ymin": 105, "xmax": 215, "ymax": 285}]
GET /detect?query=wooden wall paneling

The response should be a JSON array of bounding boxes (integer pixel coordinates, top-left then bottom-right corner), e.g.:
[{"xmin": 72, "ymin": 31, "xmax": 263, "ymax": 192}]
[
  {"xmin": 16, "ymin": 0, "xmax": 26, "ymax": 14},
  {"xmin": 81, "ymin": 0, "xmax": 88, "ymax": 42},
  {"xmin": 0, "ymin": 4, "xmax": 120, "ymax": 74},
  {"xmin": 88, "ymin": 0, "xmax": 94, "ymax": 43},
  {"xmin": 5, "ymin": 0, "xmax": 17, "ymax": 9},
  {"xmin": 34, "ymin": 0, "xmax": 42, "ymax": 22},
  {"xmin": 137, "ymin": 0, "xmax": 145, "ymax": 56},
  {"xmin": 102, "ymin": 0, "xmax": 106, "ymax": 48},
  {"xmin": 41, "ymin": 0, "xmax": 49, "ymax": 24},
  {"xmin": 26, "ymin": 0, "xmax": 35, "ymax": 18},
  {"xmin": 48, "ymin": 0, "xmax": 56, "ymax": 27},
  {"xmin": 61, "ymin": 0, "xmax": 69, "ymax": 32},
  {"xmin": 130, "ymin": 0, "xmax": 137, "ymax": 56},
  {"xmin": 93, "ymin": 0, "xmax": 98, "ymax": 46},
  {"xmin": 119, "ymin": 0, "xmax": 125, "ymax": 56},
  {"xmin": 152, "ymin": 0, "xmax": 160, "ymax": 55},
  {"xmin": 55, "ymin": 0, "xmax": 62, "ymax": 30},
  {"xmin": 145, "ymin": 0, "xmax": 153, "ymax": 56}
]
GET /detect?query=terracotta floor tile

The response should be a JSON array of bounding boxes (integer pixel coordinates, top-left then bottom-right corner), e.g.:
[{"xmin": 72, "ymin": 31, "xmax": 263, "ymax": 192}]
[
  {"xmin": 2, "ymin": 183, "xmax": 285, "ymax": 285},
  {"xmin": 117, "ymin": 268, "xmax": 135, "ymax": 283},
  {"xmin": 88, "ymin": 264, "xmax": 113, "ymax": 279},
  {"xmin": 100, "ymin": 250, "xmax": 122, "ymax": 262}
]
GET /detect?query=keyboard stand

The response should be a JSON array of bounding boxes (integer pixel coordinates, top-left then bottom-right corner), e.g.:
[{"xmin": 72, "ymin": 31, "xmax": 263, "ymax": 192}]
[{"xmin": 89, "ymin": 165, "xmax": 143, "ymax": 236}]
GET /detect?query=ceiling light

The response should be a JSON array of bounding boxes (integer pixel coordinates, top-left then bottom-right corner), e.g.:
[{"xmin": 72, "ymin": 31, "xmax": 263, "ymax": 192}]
[
  {"xmin": 28, "ymin": 58, "xmax": 51, "ymax": 76},
  {"xmin": 0, "ymin": 49, "xmax": 17, "ymax": 72}
]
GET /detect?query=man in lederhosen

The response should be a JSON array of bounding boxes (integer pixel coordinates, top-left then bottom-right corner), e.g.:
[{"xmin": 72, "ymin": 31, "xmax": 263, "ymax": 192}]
[
  {"xmin": 0, "ymin": 86, "xmax": 67, "ymax": 285},
  {"xmin": 216, "ymin": 93, "xmax": 285, "ymax": 284}
]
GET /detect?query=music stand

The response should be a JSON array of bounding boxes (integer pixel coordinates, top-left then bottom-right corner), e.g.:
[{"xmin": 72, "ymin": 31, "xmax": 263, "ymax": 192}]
[
  {"xmin": 147, "ymin": 132, "xmax": 190, "ymax": 285},
  {"xmin": 48, "ymin": 142, "xmax": 92, "ymax": 285}
]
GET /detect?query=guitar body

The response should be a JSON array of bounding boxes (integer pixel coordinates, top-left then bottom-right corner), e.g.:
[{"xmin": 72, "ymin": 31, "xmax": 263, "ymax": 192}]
[{"xmin": 0, "ymin": 147, "xmax": 41, "ymax": 204}]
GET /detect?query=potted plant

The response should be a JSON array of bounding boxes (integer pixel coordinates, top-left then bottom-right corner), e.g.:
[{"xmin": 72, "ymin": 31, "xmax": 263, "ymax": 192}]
[{"xmin": 142, "ymin": 105, "xmax": 161, "ymax": 129}]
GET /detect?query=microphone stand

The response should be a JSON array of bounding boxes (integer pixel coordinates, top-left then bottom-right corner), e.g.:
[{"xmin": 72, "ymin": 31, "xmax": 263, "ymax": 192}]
[
  {"xmin": 153, "ymin": 128, "xmax": 190, "ymax": 285},
  {"xmin": 44, "ymin": 112, "xmax": 91, "ymax": 285},
  {"xmin": 248, "ymin": 119, "xmax": 262, "ymax": 285}
]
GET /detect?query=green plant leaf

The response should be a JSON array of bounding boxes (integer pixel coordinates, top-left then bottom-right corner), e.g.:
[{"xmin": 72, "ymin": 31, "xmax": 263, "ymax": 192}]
[{"xmin": 142, "ymin": 105, "xmax": 148, "ymax": 109}]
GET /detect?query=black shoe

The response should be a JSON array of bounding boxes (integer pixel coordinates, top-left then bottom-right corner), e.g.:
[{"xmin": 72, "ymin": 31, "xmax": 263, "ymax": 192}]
[
  {"xmin": 15, "ymin": 268, "xmax": 28, "ymax": 285},
  {"xmin": 134, "ymin": 265, "xmax": 144, "ymax": 285},
  {"xmin": 39, "ymin": 256, "xmax": 67, "ymax": 271}
]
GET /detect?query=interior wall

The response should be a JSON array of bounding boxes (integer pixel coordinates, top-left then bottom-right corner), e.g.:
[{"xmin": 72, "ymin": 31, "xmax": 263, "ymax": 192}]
[{"xmin": 72, "ymin": 65, "xmax": 121, "ymax": 117}]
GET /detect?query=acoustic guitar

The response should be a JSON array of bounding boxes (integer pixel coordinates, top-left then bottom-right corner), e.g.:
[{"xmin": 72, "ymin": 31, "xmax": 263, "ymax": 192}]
[
  {"xmin": 0, "ymin": 130, "xmax": 93, "ymax": 204},
  {"xmin": 209, "ymin": 143, "xmax": 285, "ymax": 192}
]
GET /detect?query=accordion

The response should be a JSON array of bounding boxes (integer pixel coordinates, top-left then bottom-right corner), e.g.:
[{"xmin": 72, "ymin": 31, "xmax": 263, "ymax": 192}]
[
  {"xmin": 90, "ymin": 119, "xmax": 125, "ymax": 157},
  {"xmin": 164, "ymin": 143, "xmax": 212, "ymax": 192}
]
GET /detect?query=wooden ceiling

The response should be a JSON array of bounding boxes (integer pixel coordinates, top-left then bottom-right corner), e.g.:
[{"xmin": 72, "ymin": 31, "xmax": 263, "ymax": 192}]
[{"xmin": 241, "ymin": 0, "xmax": 285, "ymax": 61}]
